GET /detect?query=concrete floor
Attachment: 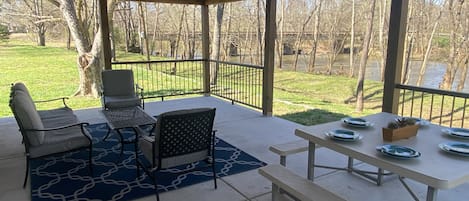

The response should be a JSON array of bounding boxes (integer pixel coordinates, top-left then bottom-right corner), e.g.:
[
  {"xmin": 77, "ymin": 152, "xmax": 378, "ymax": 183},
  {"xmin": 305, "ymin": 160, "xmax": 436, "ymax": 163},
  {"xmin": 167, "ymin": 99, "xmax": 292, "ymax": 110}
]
[{"xmin": 1, "ymin": 96, "xmax": 468, "ymax": 201}]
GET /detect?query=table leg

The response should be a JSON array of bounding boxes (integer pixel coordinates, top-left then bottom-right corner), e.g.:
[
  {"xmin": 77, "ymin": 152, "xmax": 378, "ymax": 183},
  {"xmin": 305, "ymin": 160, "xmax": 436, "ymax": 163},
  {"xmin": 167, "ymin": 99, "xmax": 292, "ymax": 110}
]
[
  {"xmin": 115, "ymin": 129, "xmax": 125, "ymax": 156},
  {"xmin": 426, "ymin": 186, "xmax": 438, "ymax": 201},
  {"xmin": 307, "ymin": 142, "xmax": 316, "ymax": 180},
  {"xmin": 347, "ymin": 157, "xmax": 353, "ymax": 173}
]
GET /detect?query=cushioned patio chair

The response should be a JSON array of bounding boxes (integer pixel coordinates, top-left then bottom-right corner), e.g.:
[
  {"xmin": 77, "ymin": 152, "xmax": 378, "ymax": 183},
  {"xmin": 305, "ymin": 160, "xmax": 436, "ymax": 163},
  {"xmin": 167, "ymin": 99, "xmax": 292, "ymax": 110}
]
[
  {"xmin": 9, "ymin": 84, "xmax": 93, "ymax": 188},
  {"xmin": 137, "ymin": 108, "xmax": 217, "ymax": 201},
  {"xmin": 101, "ymin": 69, "xmax": 144, "ymax": 110}
]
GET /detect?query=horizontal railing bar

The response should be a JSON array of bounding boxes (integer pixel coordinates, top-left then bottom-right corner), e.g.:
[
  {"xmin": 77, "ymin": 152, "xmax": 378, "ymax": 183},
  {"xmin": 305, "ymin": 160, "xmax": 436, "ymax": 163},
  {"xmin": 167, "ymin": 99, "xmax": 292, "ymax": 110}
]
[
  {"xmin": 396, "ymin": 84, "xmax": 469, "ymax": 98},
  {"xmin": 212, "ymin": 94, "xmax": 262, "ymax": 109},
  {"xmin": 208, "ymin": 59, "xmax": 264, "ymax": 69},
  {"xmin": 112, "ymin": 59, "xmax": 204, "ymax": 65}
]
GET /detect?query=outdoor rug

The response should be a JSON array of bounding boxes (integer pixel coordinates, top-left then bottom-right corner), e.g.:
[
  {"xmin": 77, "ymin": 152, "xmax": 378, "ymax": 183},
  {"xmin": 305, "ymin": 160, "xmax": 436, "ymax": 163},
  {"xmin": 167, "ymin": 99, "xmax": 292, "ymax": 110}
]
[{"xmin": 30, "ymin": 123, "xmax": 266, "ymax": 201}]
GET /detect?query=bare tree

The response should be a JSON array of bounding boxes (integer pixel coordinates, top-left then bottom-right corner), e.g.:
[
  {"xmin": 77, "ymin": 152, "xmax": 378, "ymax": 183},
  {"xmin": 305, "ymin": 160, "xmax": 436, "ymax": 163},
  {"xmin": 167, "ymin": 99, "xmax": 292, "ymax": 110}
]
[
  {"xmin": 210, "ymin": 4, "xmax": 225, "ymax": 85},
  {"xmin": 440, "ymin": 0, "xmax": 467, "ymax": 90},
  {"xmin": 58, "ymin": 0, "xmax": 117, "ymax": 97},
  {"xmin": 348, "ymin": 0, "xmax": 356, "ymax": 77},
  {"xmin": 275, "ymin": 0, "xmax": 286, "ymax": 69},
  {"xmin": 356, "ymin": 0, "xmax": 376, "ymax": 112},
  {"xmin": 293, "ymin": 3, "xmax": 316, "ymax": 71},
  {"xmin": 416, "ymin": 6, "xmax": 443, "ymax": 86}
]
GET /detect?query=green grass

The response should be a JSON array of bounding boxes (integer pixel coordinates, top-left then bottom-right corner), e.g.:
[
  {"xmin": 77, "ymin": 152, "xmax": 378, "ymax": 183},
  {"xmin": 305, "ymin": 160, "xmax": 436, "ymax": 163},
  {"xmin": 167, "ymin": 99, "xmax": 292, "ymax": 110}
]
[{"xmin": 1, "ymin": 39, "xmax": 384, "ymax": 125}]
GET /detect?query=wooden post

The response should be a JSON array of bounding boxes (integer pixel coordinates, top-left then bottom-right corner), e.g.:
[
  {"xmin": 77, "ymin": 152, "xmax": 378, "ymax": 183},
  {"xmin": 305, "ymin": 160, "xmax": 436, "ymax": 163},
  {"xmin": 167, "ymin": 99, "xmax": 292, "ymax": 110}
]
[
  {"xmin": 201, "ymin": 4, "xmax": 210, "ymax": 96},
  {"xmin": 98, "ymin": 0, "xmax": 112, "ymax": 70},
  {"xmin": 263, "ymin": 0, "xmax": 277, "ymax": 116},
  {"xmin": 382, "ymin": 0, "xmax": 409, "ymax": 113}
]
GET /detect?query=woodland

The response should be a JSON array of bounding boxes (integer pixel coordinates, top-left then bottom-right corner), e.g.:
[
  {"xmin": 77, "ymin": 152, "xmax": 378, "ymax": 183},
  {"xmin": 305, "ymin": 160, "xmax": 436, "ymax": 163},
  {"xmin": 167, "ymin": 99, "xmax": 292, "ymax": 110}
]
[{"xmin": 1, "ymin": 0, "xmax": 468, "ymax": 97}]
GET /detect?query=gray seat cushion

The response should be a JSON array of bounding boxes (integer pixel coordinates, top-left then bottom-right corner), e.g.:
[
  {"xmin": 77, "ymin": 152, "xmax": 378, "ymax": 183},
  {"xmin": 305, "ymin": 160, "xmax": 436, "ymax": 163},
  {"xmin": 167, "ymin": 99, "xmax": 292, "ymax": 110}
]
[
  {"xmin": 11, "ymin": 90, "xmax": 45, "ymax": 146},
  {"xmin": 38, "ymin": 107, "xmax": 74, "ymax": 120},
  {"xmin": 41, "ymin": 112, "xmax": 79, "ymax": 128},
  {"xmin": 29, "ymin": 126, "xmax": 91, "ymax": 158},
  {"xmin": 104, "ymin": 96, "xmax": 141, "ymax": 108}
]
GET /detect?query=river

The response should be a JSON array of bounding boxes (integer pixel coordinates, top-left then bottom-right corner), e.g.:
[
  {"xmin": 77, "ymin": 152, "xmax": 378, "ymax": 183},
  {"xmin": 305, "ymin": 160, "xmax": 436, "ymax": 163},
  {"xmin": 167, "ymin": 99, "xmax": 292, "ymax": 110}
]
[{"xmin": 229, "ymin": 54, "xmax": 468, "ymax": 93}]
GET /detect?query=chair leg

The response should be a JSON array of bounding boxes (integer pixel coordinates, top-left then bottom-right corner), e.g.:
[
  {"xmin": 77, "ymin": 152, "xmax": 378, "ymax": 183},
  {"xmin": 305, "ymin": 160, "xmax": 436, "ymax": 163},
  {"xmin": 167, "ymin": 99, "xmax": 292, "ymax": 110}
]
[
  {"xmin": 154, "ymin": 171, "xmax": 160, "ymax": 201},
  {"xmin": 23, "ymin": 157, "xmax": 29, "ymax": 188},
  {"xmin": 103, "ymin": 127, "xmax": 112, "ymax": 141},
  {"xmin": 212, "ymin": 161, "xmax": 217, "ymax": 189},
  {"xmin": 89, "ymin": 145, "xmax": 93, "ymax": 174}
]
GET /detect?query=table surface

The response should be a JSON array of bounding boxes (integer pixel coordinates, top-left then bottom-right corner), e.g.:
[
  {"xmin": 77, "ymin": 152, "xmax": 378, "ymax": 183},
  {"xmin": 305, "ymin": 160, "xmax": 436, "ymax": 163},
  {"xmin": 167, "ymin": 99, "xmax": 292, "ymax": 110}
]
[
  {"xmin": 295, "ymin": 112, "xmax": 469, "ymax": 189},
  {"xmin": 101, "ymin": 107, "xmax": 156, "ymax": 130}
]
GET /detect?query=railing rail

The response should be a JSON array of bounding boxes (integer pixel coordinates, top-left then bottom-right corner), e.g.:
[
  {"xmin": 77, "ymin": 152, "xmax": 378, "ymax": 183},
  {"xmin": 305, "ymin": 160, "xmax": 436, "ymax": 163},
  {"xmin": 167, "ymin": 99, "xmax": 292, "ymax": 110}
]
[
  {"xmin": 395, "ymin": 84, "xmax": 469, "ymax": 128},
  {"xmin": 111, "ymin": 59, "xmax": 263, "ymax": 109},
  {"xmin": 209, "ymin": 60, "xmax": 263, "ymax": 109},
  {"xmin": 112, "ymin": 60, "xmax": 205, "ymax": 99}
]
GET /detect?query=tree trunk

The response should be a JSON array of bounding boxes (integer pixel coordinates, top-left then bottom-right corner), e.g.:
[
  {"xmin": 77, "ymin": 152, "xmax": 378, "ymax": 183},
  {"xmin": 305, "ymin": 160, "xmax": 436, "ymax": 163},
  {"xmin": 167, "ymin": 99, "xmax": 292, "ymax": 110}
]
[
  {"xmin": 59, "ymin": 0, "xmax": 115, "ymax": 97},
  {"xmin": 416, "ymin": 10, "xmax": 442, "ymax": 86},
  {"xmin": 348, "ymin": 0, "xmax": 355, "ymax": 77},
  {"xmin": 378, "ymin": 0, "xmax": 388, "ymax": 81},
  {"xmin": 356, "ymin": 0, "xmax": 376, "ymax": 112},
  {"xmin": 172, "ymin": 5, "xmax": 186, "ymax": 73},
  {"xmin": 210, "ymin": 4, "xmax": 225, "ymax": 85},
  {"xmin": 457, "ymin": 57, "xmax": 469, "ymax": 92},
  {"xmin": 275, "ymin": 0, "xmax": 285, "ymax": 69},
  {"xmin": 440, "ymin": 0, "xmax": 465, "ymax": 90},
  {"xmin": 293, "ymin": 5, "xmax": 315, "ymax": 72}
]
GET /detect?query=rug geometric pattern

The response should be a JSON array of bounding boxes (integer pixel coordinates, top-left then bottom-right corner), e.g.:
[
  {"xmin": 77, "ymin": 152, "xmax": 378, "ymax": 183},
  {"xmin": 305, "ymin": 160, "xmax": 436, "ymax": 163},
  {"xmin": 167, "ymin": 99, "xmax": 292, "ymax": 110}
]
[{"xmin": 30, "ymin": 123, "xmax": 266, "ymax": 201}]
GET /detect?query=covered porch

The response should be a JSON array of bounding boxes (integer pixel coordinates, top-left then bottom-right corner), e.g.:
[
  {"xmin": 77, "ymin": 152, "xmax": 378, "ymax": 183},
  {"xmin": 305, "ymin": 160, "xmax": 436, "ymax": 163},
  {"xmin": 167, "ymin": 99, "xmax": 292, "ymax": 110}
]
[{"xmin": 1, "ymin": 97, "xmax": 469, "ymax": 200}]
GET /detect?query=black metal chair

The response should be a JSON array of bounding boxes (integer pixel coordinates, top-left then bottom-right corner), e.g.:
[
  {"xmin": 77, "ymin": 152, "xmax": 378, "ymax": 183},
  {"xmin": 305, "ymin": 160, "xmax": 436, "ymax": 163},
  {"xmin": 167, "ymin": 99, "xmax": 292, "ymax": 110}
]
[
  {"xmin": 101, "ymin": 69, "xmax": 144, "ymax": 110},
  {"xmin": 137, "ymin": 108, "xmax": 217, "ymax": 201}
]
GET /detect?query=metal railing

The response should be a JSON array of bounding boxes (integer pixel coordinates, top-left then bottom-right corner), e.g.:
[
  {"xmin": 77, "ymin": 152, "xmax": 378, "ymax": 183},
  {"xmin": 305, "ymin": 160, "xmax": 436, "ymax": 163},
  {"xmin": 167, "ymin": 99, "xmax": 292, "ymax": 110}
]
[
  {"xmin": 209, "ymin": 60, "xmax": 263, "ymax": 109},
  {"xmin": 111, "ymin": 59, "xmax": 263, "ymax": 109},
  {"xmin": 396, "ymin": 84, "xmax": 469, "ymax": 128},
  {"xmin": 112, "ymin": 60, "xmax": 205, "ymax": 99}
]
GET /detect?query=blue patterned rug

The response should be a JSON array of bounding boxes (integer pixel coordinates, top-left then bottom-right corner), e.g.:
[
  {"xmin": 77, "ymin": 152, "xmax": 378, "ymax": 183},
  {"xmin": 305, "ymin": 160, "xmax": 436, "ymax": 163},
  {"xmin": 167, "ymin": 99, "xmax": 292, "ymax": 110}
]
[{"xmin": 30, "ymin": 123, "xmax": 266, "ymax": 201}]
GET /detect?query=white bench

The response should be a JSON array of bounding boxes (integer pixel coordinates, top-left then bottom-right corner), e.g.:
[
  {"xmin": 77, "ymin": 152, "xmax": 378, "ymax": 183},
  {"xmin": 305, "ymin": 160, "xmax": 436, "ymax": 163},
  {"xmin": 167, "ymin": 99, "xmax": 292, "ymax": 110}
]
[
  {"xmin": 259, "ymin": 164, "xmax": 346, "ymax": 201},
  {"xmin": 269, "ymin": 140, "xmax": 310, "ymax": 166}
]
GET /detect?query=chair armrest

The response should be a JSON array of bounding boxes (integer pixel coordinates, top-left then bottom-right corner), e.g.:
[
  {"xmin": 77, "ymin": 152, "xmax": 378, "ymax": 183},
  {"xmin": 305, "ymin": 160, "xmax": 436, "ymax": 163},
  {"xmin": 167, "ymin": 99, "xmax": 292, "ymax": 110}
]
[
  {"xmin": 136, "ymin": 84, "xmax": 145, "ymax": 109},
  {"xmin": 22, "ymin": 122, "xmax": 90, "ymax": 132},
  {"xmin": 136, "ymin": 84, "xmax": 144, "ymax": 97},
  {"xmin": 141, "ymin": 135, "xmax": 154, "ymax": 143},
  {"xmin": 34, "ymin": 97, "xmax": 69, "ymax": 108}
]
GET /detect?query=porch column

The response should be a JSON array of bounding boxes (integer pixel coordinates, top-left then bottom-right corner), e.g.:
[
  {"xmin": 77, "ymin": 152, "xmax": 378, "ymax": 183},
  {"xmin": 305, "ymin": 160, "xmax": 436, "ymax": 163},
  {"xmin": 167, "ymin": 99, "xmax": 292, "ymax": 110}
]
[
  {"xmin": 201, "ymin": 4, "xmax": 210, "ymax": 96},
  {"xmin": 382, "ymin": 0, "xmax": 409, "ymax": 113},
  {"xmin": 262, "ymin": 0, "xmax": 277, "ymax": 116},
  {"xmin": 98, "ymin": 0, "xmax": 112, "ymax": 70}
]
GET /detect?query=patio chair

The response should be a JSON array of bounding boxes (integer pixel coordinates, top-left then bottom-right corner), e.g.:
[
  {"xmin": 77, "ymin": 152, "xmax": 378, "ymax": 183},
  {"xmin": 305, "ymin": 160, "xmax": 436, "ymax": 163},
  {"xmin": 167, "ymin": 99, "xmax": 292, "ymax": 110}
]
[
  {"xmin": 101, "ymin": 69, "xmax": 144, "ymax": 110},
  {"xmin": 9, "ymin": 83, "xmax": 93, "ymax": 188},
  {"xmin": 137, "ymin": 108, "xmax": 217, "ymax": 201}
]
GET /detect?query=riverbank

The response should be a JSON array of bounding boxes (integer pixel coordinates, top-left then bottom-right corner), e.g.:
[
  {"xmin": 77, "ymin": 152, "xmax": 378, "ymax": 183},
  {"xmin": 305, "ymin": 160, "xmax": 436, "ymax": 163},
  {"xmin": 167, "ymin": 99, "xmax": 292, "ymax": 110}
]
[{"xmin": 0, "ymin": 40, "xmax": 383, "ymax": 125}]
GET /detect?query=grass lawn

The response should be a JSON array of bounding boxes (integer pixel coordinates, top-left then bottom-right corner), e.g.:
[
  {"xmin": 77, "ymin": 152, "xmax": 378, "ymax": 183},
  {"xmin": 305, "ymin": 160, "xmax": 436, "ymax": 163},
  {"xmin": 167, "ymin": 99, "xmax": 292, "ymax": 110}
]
[{"xmin": 1, "ymin": 39, "xmax": 384, "ymax": 125}]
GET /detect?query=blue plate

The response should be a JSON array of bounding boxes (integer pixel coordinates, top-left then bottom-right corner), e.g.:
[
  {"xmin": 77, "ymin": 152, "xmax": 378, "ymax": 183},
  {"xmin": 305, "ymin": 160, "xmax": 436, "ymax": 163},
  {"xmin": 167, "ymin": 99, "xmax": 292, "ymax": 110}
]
[
  {"xmin": 376, "ymin": 144, "xmax": 421, "ymax": 159},
  {"xmin": 442, "ymin": 128, "xmax": 469, "ymax": 139},
  {"xmin": 342, "ymin": 117, "xmax": 373, "ymax": 128},
  {"xmin": 325, "ymin": 129, "xmax": 362, "ymax": 142},
  {"xmin": 439, "ymin": 142, "xmax": 469, "ymax": 156}
]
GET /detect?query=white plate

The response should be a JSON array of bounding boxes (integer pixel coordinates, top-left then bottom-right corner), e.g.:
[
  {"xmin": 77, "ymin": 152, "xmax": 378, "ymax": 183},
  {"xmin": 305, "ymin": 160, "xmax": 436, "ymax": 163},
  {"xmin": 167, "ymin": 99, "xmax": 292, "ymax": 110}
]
[
  {"xmin": 325, "ymin": 129, "xmax": 363, "ymax": 142},
  {"xmin": 408, "ymin": 117, "xmax": 430, "ymax": 126},
  {"xmin": 442, "ymin": 128, "xmax": 469, "ymax": 139},
  {"xmin": 342, "ymin": 117, "xmax": 373, "ymax": 128},
  {"xmin": 439, "ymin": 142, "xmax": 469, "ymax": 156},
  {"xmin": 376, "ymin": 144, "xmax": 421, "ymax": 159}
]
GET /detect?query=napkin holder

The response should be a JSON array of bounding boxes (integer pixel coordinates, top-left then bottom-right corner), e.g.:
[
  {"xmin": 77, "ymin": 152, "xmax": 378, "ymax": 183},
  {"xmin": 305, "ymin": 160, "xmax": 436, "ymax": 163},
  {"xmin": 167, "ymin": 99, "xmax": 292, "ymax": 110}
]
[{"xmin": 382, "ymin": 125, "xmax": 419, "ymax": 141}]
